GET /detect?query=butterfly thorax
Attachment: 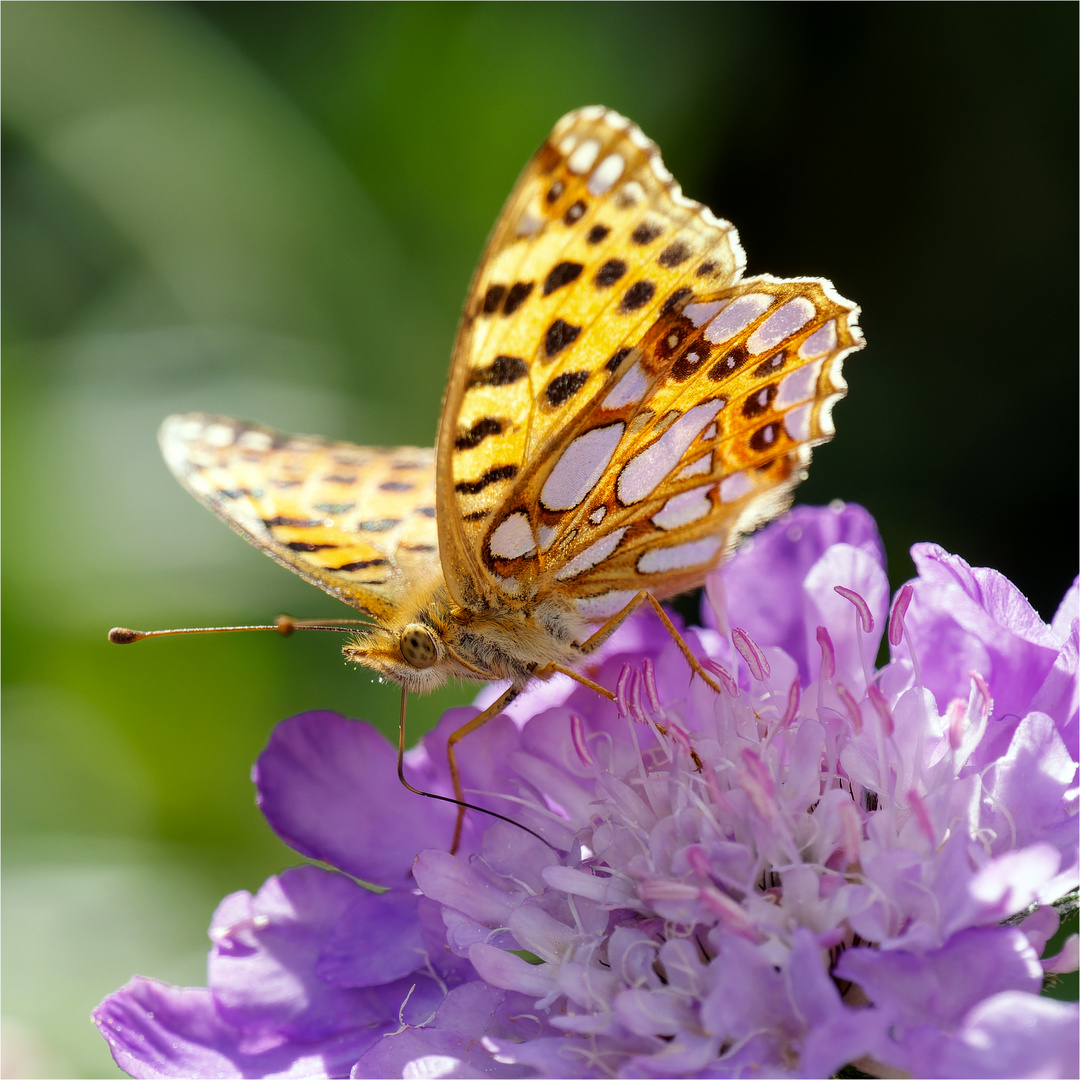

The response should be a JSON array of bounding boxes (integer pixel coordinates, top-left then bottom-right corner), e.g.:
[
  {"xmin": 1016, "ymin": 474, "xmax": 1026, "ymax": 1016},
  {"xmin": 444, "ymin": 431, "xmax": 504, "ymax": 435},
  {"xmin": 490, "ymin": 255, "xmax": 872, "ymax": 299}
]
[{"xmin": 342, "ymin": 574, "xmax": 586, "ymax": 694}]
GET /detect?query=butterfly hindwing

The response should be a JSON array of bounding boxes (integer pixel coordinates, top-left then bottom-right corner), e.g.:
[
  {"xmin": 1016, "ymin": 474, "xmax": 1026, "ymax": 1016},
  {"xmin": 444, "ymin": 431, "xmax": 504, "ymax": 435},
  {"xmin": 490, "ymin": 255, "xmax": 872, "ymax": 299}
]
[{"xmin": 159, "ymin": 415, "xmax": 439, "ymax": 622}]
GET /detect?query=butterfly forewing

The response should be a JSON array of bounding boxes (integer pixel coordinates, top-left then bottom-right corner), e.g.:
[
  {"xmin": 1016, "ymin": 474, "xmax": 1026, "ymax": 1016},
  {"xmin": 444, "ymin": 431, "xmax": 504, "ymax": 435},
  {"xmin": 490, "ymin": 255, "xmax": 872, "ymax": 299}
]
[
  {"xmin": 436, "ymin": 107, "xmax": 862, "ymax": 618},
  {"xmin": 159, "ymin": 415, "xmax": 438, "ymax": 622}
]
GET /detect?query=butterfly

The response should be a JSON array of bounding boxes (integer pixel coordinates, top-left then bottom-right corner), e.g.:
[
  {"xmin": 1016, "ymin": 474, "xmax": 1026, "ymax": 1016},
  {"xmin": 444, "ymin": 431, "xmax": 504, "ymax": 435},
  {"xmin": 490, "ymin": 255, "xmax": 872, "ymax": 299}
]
[{"xmin": 157, "ymin": 106, "xmax": 863, "ymax": 849}]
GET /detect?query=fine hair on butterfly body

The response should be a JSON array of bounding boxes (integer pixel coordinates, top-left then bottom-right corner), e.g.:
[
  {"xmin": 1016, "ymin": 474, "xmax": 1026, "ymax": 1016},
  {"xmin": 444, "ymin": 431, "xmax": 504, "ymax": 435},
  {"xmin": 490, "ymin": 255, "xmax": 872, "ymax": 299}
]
[{"xmin": 152, "ymin": 107, "xmax": 863, "ymax": 852}]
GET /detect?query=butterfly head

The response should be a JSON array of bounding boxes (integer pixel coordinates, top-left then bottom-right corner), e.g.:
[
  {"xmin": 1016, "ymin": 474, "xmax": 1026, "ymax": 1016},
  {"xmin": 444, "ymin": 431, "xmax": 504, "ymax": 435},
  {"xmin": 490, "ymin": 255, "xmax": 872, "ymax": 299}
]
[{"xmin": 343, "ymin": 621, "xmax": 460, "ymax": 693}]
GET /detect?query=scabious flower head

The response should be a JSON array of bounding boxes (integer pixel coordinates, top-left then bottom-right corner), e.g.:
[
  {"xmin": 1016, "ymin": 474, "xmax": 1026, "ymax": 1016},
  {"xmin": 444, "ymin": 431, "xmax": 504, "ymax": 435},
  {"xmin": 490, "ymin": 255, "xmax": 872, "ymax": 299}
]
[{"xmin": 95, "ymin": 504, "xmax": 1079, "ymax": 1079}]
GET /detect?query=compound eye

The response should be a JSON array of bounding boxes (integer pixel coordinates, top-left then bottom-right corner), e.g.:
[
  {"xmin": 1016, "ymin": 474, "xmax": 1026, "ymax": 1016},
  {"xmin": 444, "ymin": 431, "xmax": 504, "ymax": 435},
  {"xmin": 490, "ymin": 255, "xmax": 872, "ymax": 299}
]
[{"xmin": 400, "ymin": 625, "xmax": 438, "ymax": 670}]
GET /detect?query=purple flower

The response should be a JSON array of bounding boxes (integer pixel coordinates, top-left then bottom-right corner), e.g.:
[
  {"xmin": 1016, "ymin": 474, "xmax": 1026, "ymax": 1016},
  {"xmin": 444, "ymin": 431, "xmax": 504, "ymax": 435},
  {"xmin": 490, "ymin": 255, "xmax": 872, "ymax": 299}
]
[{"xmin": 95, "ymin": 504, "xmax": 1079, "ymax": 1079}]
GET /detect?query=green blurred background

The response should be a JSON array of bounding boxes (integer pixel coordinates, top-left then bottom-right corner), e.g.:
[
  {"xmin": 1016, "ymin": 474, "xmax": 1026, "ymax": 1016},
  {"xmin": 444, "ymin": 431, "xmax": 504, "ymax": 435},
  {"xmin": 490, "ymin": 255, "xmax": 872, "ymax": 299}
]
[{"xmin": 2, "ymin": 3, "xmax": 1076, "ymax": 1076}]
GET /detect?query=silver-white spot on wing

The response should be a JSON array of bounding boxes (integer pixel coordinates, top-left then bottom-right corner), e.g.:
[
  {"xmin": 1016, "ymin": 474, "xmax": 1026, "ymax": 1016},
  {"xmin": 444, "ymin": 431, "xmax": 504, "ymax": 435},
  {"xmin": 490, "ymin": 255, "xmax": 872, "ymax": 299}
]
[
  {"xmin": 637, "ymin": 536, "xmax": 724, "ymax": 574},
  {"xmin": 704, "ymin": 293, "xmax": 774, "ymax": 345},
  {"xmin": 554, "ymin": 527, "xmax": 628, "ymax": 581},
  {"xmin": 541, "ymin": 424, "xmax": 625, "ymax": 511},
  {"xmin": 616, "ymin": 400, "xmax": 724, "ymax": 506}
]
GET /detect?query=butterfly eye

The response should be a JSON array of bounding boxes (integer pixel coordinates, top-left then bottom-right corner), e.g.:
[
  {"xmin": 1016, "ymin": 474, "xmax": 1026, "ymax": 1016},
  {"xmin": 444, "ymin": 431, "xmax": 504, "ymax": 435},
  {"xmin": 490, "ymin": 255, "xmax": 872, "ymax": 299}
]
[{"xmin": 400, "ymin": 625, "xmax": 438, "ymax": 670}]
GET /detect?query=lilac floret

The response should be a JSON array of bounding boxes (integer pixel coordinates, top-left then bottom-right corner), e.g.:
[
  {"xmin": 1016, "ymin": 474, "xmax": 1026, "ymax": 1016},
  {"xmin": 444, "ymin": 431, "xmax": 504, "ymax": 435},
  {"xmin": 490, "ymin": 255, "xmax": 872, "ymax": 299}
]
[{"xmin": 96, "ymin": 505, "xmax": 1079, "ymax": 1078}]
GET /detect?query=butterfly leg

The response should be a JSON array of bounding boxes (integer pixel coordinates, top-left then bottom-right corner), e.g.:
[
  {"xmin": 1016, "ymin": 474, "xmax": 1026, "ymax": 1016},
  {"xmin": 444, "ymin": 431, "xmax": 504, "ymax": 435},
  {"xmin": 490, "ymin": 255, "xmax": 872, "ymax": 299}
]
[
  {"xmin": 445, "ymin": 682, "xmax": 524, "ymax": 853},
  {"xmin": 575, "ymin": 590, "xmax": 724, "ymax": 696},
  {"xmin": 531, "ymin": 663, "xmax": 616, "ymax": 701}
]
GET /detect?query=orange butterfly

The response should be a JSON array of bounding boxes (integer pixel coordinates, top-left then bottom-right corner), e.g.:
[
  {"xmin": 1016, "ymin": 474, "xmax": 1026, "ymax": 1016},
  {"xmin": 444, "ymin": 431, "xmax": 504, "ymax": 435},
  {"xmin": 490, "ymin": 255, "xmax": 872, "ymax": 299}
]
[{"xmin": 152, "ymin": 107, "xmax": 863, "ymax": 849}]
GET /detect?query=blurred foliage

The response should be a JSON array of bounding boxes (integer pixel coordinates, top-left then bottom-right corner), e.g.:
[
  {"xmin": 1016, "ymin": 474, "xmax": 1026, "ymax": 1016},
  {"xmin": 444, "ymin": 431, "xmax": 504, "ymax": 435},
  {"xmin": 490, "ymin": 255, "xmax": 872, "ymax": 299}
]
[{"xmin": 2, "ymin": 3, "xmax": 1076, "ymax": 1075}]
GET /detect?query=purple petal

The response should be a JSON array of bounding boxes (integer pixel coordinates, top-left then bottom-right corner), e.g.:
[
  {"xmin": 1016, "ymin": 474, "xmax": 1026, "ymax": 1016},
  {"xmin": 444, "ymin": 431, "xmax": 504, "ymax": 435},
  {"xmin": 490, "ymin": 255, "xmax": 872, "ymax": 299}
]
[
  {"xmin": 94, "ymin": 976, "xmax": 384, "ymax": 1080},
  {"xmin": 836, "ymin": 927, "xmax": 1041, "ymax": 1028},
  {"xmin": 208, "ymin": 866, "xmax": 421, "ymax": 1041},
  {"xmin": 1051, "ymin": 575, "xmax": 1079, "ymax": 640},
  {"xmin": 980, "ymin": 712, "xmax": 1077, "ymax": 859},
  {"xmin": 255, "ymin": 711, "xmax": 451, "ymax": 884},
  {"xmin": 925, "ymin": 992, "xmax": 1079, "ymax": 1079},
  {"xmin": 315, "ymin": 889, "xmax": 424, "ymax": 989},
  {"xmin": 901, "ymin": 544, "xmax": 1060, "ymax": 718},
  {"xmin": 704, "ymin": 503, "xmax": 886, "ymax": 684}
]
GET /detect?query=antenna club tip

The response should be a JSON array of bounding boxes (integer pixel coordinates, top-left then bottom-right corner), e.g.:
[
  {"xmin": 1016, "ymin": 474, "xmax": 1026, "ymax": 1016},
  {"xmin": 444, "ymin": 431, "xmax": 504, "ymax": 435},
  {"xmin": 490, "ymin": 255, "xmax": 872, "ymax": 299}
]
[{"xmin": 108, "ymin": 627, "xmax": 140, "ymax": 644}]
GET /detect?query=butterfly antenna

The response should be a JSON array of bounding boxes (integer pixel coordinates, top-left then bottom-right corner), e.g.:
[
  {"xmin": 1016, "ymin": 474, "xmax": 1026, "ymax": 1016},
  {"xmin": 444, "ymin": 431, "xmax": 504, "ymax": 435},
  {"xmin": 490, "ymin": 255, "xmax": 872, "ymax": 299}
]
[
  {"xmin": 394, "ymin": 686, "xmax": 557, "ymax": 854},
  {"xmin": 108, "ymin": 615, "xmax": 373, "ymax": 644}
]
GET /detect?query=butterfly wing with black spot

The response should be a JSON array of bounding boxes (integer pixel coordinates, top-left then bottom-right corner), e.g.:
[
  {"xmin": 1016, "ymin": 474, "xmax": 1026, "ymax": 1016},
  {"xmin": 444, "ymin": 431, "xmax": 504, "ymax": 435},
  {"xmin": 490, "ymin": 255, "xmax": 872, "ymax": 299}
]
[
  {"xmin": 160, "ymin": 414, "xmax": 439, "ymax": 623},
  {"xmin": 435, "ymin": 107, "xmax": 862, "ymax": 616},
  {"xmin": 436, "ymin": 106, "xmax": 744, "ymax": 608}
]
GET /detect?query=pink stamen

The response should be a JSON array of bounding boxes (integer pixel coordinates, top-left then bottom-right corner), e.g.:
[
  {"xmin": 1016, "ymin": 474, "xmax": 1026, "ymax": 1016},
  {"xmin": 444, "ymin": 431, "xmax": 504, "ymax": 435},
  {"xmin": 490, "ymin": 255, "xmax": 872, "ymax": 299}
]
[
  {"xmin": 667, "ymin": 721, "xmax": 693, "ymax": 756},
  {"xmin": 703, "ymin": 762, "xmax": 732, "ymax": 814},
  {"xmin": 642, "ymin": 658, "xmax": 662, "ymax": 713},
  {"xmin": 569, "ymin": 713, "xmax": 594, "ymax": 766},
  {"xmin": 628, "ymin": 670, "xmax": 644, "ymax": 722},
  {"xmin": 838, "ymin": 801, "xmax": 863, "ymax": 866},
  {"xmin": 945, "ymin": 698, "xmax": 966, "ymax": 750},
  {"xmin": 867, "ymin": 683, "xmax": 894, "ymax": 737},
  {"xmin": 702, "ymin": 658, "xmax": 739, "ymax": 696},
  {"xmin": 970, "ymin": 671, "xmax": 992, "ymax": 720},
  {"xmin": 888, "ymin": 584, "xmax": 914, "ymax": 647},
  {"xmin": 780, "ymin": 676, "xmax": 801, "ymax": 728},
  {"xmin": 816, "ymin": 626, "xmax": 836, "ymax": 681},
  {"xmin": 739, "ymin": 748, "xmax": 776, "ymax": 819},
  {"xmin": 615, "ymin": 664, "xmax": 631, "ymax": 717},
  {"xmin": 836, "ymin": 682, "xmax": 862, "ymax": 734},
  {"xmin": 732, "ymin": 627, "xmax": 770, "ymax": 681},
  {"xmin": 907, "ymin": 789, "xmax": 937, "ymax": 846},
  {"xmin": 699, "ymin": 885, "xmax": 761, "ymax": 941},
  {"xmin": 834, "ymin": 585, "xmax": 874, "ymax": 633},
  {"xmin": 639, "ymin": 879, "xmax": 698, "ymax": 902},
  {"xmin": 686, "ymin": 844, "xmax": 712, "ymax": 880}
]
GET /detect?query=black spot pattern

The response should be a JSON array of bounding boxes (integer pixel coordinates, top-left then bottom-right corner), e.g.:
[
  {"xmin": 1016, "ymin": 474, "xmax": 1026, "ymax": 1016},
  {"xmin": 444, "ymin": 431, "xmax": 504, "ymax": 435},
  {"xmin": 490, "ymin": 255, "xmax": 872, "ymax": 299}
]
[
  {"xmin": 671, "ymin": 347, "xmax": 712, "ymax": 382},
  {"xmin": 286, "ymin": 541, "xmax": 338, "ymax": 552},
  {"xmin": 358, "ymin": 518, "xmax": 400, "ymax": 531},
  {"xmin": 470, "ymin": 355, "xmax": 528, "ymax": 387},
  {"xmin": 658, "ymin": 241, "xmax": 692, "ymax": 267},
  {"xmin": 336, "ymin": 559, "xmax": 389, "ymax": 571},
  {"xmin": 754, "ymin": 353, "xmax": 788, "ymax": 378},
  {"xmin": 482, "ymin": 284, "xmax": 506, "ymax": 314},
  {"xmin": 455, "ymin": 464, "xmax": 518, "ymax": 495},
  {"xmin": 619, "ymin": 281, "xmax": 656, "ymax": 312},
  {"xmin": 455, "ymin": 417, "xmax": 503, "ymax": 451},
  {"xmin": 742, "ymin": 384, "xmax": 778, "ymax": 417},
  {"xmin": 264, "ymin": 516, "xmax": 321, "ymax": 528},
  {"xmin": 463, "ymin": 509, "xmax": 490, "ymax": 521},
  {"xmin": 750, "ymin": 423, "xmax": 780, "ymax": 452},
  {"xmin": 595, "ymin": 259, "xmax": 627, "ymax": 287},
  {"xmin": 696, "ymin": 261, "xmax": 718, "ymax": 277},
  {"xmin": 545, "ymin": 370, "xmax": 589, "ymax": 407},
  {"xmin": 546, "ymin": 180, "xmax": 564, "ymax": 203},
  {"xmin": 606, "ymin": 347, "xmax": 632, "ymax": 372},
  {"xmin": 586, "ymin": 224, "xmax": 610, "ymax": 244},
  {"xmin": 563, "ymin": 200, "xmax": 586, "ymax": 224},
  {"xmin": 632, "ymin": 221, "xmax": 663, "ymax": 244},
  {"xmin": 379, "ymin": 481, "xmax": 414, "ymax": 492},
  {"xmin": 416, "ymin": 507, "xmax": 436, "ymax": 517},
  {"xmin": 503, "ymin": 281, "xmax": 533, "ymax": 315},
  {"xmin": 314, "ymin": 502, "xmax": 356, "ymax": 514},
  {"xmin": 545, "ymin": 319, "xmax": 581, "ymax": 358},
  {"xmin": 543, "ymin": 261, "xmax": 584, "ymax": 296},
  {"xmin": 707, "ymin": 345, "xmax": 750, "ymax": 380},
  {"xmin": 660, "ymin": 286, "xmax": 694, "ymax": 316},
  {"xmin": 321, "ymin": 476, "xmax": 356, "ymax": 485}
]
